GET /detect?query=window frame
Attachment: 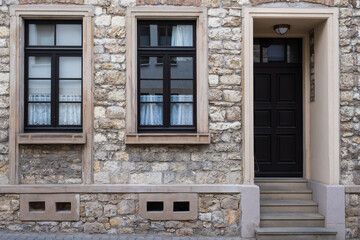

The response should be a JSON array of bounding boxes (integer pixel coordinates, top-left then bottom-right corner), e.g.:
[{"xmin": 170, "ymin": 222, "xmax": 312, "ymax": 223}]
[
  {"xmin": 137, "ymin": 20, "xmax": 197, "ymax": 133},
  {"xmin": 24, "ymin": 20, "xmax": 83, "ymax": 132},
  {"xmin": 9, "ymin": 5, "xmax": 94, "ymax": 185},
  {"xmin": 125, "ymin": 7, "xmax": 210, "ymax": 144}
]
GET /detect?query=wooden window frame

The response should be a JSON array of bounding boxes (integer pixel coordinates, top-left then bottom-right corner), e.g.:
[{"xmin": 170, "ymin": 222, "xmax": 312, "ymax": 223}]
[
  {"xmin": 137, "ymin": 20, "xmax": 197, "ymax": 133},
  {"xmin": 9, "ymin": 5, "xmax": 94, "ymax": 184},
  {"xmin": 125, "ymin": 6, "xmax": 210, "ymax": 144},
  {"xmin": 24, "ymin": 20, "xmax": 83, "ymax": 132}
]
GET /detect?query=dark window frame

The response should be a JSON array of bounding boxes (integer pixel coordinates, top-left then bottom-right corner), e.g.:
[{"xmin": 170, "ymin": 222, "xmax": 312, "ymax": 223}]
[
  {"xmin": 137, "ymin": 20, "xmax": 197, "ymax": 133},
  {"xmin": 24, "ymin": 20, "xmax": 83, "ymax": 132}
]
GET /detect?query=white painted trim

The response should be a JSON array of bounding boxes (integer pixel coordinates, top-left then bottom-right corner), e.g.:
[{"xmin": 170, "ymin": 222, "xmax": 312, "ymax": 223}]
[
  {"xmin": 308, "ymin": 180, "xmax": 345, "ymax": 240},
  {"xmin": 242, "ymin": 7, "xmax": 340, "ymax": 185}
]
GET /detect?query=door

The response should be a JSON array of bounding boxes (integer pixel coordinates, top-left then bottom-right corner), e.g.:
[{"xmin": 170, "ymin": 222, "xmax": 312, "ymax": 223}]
[{"xmin": 254, "ymin": 38, "xmax": 303, "ymax": 177}]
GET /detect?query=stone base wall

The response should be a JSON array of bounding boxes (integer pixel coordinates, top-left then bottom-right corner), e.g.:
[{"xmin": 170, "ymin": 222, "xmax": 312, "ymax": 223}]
[
  {"xmin": 19, "ymin": 145, "xmax": 82, "ymax": 184},
  {"xmin": 346, "ymin": 193, "xmax": 360, "ymax": 239},
  {"xmin": 0, "ymin": 193, "xmax": 241, "ymax": 237}
]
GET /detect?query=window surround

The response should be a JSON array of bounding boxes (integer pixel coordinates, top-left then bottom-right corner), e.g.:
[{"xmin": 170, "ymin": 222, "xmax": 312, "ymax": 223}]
[
  {"xmin": 125, "ymin": 6, "xmax": 210, "ymax": 144},
  {"xmin": 9, "ymin": 5, "xmax": 94, "ymax": 184}
]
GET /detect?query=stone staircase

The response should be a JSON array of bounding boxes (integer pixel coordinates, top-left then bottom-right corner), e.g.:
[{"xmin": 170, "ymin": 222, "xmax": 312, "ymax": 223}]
[{"xmin": 255, "ymin": 178, "xmax": 337, "ymax": 240}]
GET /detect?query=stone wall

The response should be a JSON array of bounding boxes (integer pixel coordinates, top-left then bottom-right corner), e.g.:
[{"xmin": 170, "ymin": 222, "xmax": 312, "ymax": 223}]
[
  {"xmin": 0, "ymin": 0, "xmax": 355, "ymax": 188},
  {"xmin": 346, "ymin": 193, "xmax": 360, "ymax": 239},
  {"xmin": 19, "ymin": 145, "xmax": 82, "ymax": 184},
  {"xmin": 92, "ymin": 0, "xmax": 243, "ymax": 184},
  {"xmin": 0, "ymin": 4, "xmax": 10, "ymax": 184},
  {"xmin": 0, "ymin": 193, "xmax": 241, "ymax": 237},
  {"xmin": 339, "ymin": 7, "xmax": 360, "ymax": 186}
]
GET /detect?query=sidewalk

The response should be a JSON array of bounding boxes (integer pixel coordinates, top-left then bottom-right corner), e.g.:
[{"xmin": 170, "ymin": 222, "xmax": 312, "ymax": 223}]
[{"xmin": 0, "ymin": 232, "xmax": 243, "ymax": 240}]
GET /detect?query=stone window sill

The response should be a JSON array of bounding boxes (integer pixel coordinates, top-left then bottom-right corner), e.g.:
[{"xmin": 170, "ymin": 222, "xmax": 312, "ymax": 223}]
[
  {"xmin": 17, "ymin": 133, "xmax": 87, "ymax": 144},
  {"xmin": 125, "ymin": 133, "xmax": 210, "ymax": 144}
]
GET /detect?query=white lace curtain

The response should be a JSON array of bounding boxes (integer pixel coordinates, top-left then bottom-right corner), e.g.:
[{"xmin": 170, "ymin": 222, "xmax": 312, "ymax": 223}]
[
  {"xmin": 28, "ymin": 93, "xmax": 81, "ymax": 126},
  {"xmin": 171, "ymin": 25, "xmax": 193, "ymax": 47},
  {"xmin": 140, "ymin": 95, "xmax": 193, "ymax": 126},
  {"xmin": 170, "ymin": 95, "xmax": 193, "ymax": 125}
]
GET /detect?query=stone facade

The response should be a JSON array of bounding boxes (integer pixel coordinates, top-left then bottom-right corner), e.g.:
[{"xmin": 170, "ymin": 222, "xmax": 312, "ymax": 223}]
[
  {"xmin": 0, "ymin": 0, "xmax": 358, "ymax": 236},
  {"xmin": 92, "ymin": 0, "xmax": 242, "ymax": 185},
  {"xmin": 19, "ymin": 145, "xmax": 82, "ymax": 184},
  {"xmin": 346, "ymin": 194, "xmax": 360, "ymax": 239},
  {"xmin": 339, "ymin": 7, "xmax": 360, "ymax": 187},
  {"xmin": 339, "ymin": 5, "xmax": 360, "ymax": 240},
  {"xmin": 0, "ymin": 193, "xmax": 241, "ymax": 237}
]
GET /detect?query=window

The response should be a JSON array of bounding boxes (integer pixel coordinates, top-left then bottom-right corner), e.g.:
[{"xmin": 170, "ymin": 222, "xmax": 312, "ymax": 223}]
[
  {"xmin": 24, "ymin": 20, "xmax": 83, "ymax": 132},
  {"xmin": 125, "ymin": 7, "xmax": 209, "ymax": 144},
  {"xmin": 137, "ymin": 20, "xmax": 196, "ymax": 132}
]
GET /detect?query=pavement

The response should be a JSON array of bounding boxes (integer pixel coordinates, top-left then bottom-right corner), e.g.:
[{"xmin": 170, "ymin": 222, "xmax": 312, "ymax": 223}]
[{"xmin": 0, "ymin": 232, "xmax": 243, "ymax": 240}]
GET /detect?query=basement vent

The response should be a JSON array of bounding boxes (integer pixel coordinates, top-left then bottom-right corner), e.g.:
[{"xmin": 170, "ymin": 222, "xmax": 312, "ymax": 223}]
[
  {"xmin": 56, "ymin": 202, "xmax": 72, "ymax": 212},
  {"xmin": 20, "ymin": 194, "xmax": 79, "ymax": 221},
  {"xmin": 147, "ymin": 201, "xmax": 164, "ymax": 212},
  {"xmin": 139, "ymin": 193, "xmax": 197, "ymax": 220},
  {"xmin": 29, "ymin": 201, "xmax": 45, "ymax": 212},
  {"xmin": 173, "ymin": 201, "xmax": 190, "ymax": 212}
]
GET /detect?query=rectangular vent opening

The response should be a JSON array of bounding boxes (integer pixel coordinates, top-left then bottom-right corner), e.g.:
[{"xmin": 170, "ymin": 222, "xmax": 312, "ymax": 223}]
[
  {"xmin": 147, "ymin": 201, "xmax": 164, "ymax": 212},
  {"xmin": 29, "ymin": 201, "xmax": 45, "ymax": 212},
  {"xmin": 173, "ymin": 201, "xmax": 190, "ymax": 212},
  {"xmin": 56, "ymin": 202, "xmax": 71, "ymax": 212}
]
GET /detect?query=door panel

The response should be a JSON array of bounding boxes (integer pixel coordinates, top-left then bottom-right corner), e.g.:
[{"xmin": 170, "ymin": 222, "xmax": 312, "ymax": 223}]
[{"xmin": 254, "ymin": 67, "xmax": 303, "ymax": 177}]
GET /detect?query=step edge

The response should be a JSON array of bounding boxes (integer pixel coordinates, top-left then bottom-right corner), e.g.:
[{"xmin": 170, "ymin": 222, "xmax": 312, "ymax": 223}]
[
  {"xmin": 261, "ymin": 203, "xmax": 318, "ymax": 206},
  {"xmin": 261, "ymin": 190, "xmax": 312, "ymax": 193},
  {"xmin": 255, "ymin": 178, "xmax": 307, "ymax": 183},
  {"xmin": 260, "ymin": 214, "xmax": 325, "ymax": 220},
  {"xmin": 256, "ymin": 227, "xmax": 337, "ymax": 235}
]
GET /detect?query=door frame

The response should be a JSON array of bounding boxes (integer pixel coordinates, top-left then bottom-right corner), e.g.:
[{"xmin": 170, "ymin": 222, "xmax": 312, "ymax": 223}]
[
  {"xmin": 253, "ymin": 45, "xmax": 304, "ymax": 177},
  {"xmin": 242, "ymin": 8, "xmax": 340, "ymax": 185}
]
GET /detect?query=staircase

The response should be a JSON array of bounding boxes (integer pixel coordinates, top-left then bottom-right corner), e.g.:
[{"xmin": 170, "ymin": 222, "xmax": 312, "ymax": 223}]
[{"xmin": 255, "ymin": 178, "xmax": 337, "ymax": 240}]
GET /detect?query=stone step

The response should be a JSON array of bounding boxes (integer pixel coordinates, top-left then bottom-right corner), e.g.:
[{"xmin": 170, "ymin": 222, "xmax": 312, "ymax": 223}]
[
  {"xmin": 256, "ymin": 227, "xmax": 337, "ymax": 240},
  {"xmin": 255, "ymin": 178, "xmax": 307, "ymax": 183},
  {"xmin": 260, "ymin": 200, "xmax": 318, "ymax": 213},
  {"xmin": 260, "ymin": 189, "xmax": 313, "ymax": 200},
  {"xmin": 260, "ymin": 213, "xmax": 325, "ymax": 228},
  {"xmin": 256, "ymin": 178, "xmax": 308, "ymax": 190}
]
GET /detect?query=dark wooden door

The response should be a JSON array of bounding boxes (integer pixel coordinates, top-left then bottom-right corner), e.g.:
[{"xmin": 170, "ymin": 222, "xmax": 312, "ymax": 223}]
[{"xmin": 254, "ymin": 38, "xmax": 303, "ymax": 177}]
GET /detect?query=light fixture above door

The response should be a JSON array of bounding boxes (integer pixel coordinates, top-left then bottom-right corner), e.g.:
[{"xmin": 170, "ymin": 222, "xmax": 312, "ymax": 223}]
[{"xmin": 274, "ymin": 24, "xmax": 290, "ymax": 35}]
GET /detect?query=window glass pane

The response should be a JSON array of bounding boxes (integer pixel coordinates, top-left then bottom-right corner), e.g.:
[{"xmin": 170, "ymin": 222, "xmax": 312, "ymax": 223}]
[
  {"xmin": 170, "ymin": 57, "xmax": 193, "ymax": 79},
  {"xmin": 59, "ymin": 57, "xmax": 82, "ymax": 78},
  {"xmin": 59, "ymin": 103, "xmax": 81, "ymax": 125},
  {"xmin": 254, "ymin": 39, "xmax": 260, "ymax": 63},
  {"xmin": 171, "ymin": 80, "xmax": 193, "ymax": 100},
  {"xmin": 28, "ymin": 80, "xmax": 51, "ymax": 101},
  {"xmin": 56, "ymin": 24, "xmax": 82, "ymax": 46},
  {"xmin": 140, "ymin": 56, "xmax": 163, "ymax": 79},
  {"xmin": 59, "ymin": 80, "xmax": 82, "ymax": 102},
  {"xmin": 171, "ymin": 103, "xmax": 193, "ymax": 125},
  {"xmin": 170, "ymin": 25, "xmax": 193, "ymax": 47},
  {"xmin": 262, "ymin": 39, "xmax": 285, "ymax": 62},
  {"xmin": 28, "ymin": 56, "xmax": 51, "ymax": 78},
  {"xmin": 29, "ymin": 24, "xmax": 54, "ymax": 46},
  {"xmin": 287, "ymin": 39, "xmax": 300, "ymax": 63},
  {"xmin": 139, "ymin": 25, "xmax": 150, "ymax": 46},
  {"xmin": 140, "ymin": 80, "xmax": 163, "ymax": 97},
  {"xmin": 28, "ymin": 103, "xmax": 51, "ymax": 125},
  {"xmin": 157, "ymin": 26, "xmax": 166, "ymax": 46},
  {"xmin": 140, "ymin": 103, "xmax": 163, "ymax": 125},
  {"xmin": 139, "ymin": 24, "xmax": 166, "ymax": 47}
]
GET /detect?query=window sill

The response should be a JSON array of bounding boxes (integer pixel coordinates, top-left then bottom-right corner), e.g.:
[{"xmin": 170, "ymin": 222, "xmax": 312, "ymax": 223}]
[
  {"xmin": 125, "ymin": 133, "xmax": 210, "ymax": 144},
  {"xmin": 17, "ymin": 133, "xmax": 87, "ymax": 144}
]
